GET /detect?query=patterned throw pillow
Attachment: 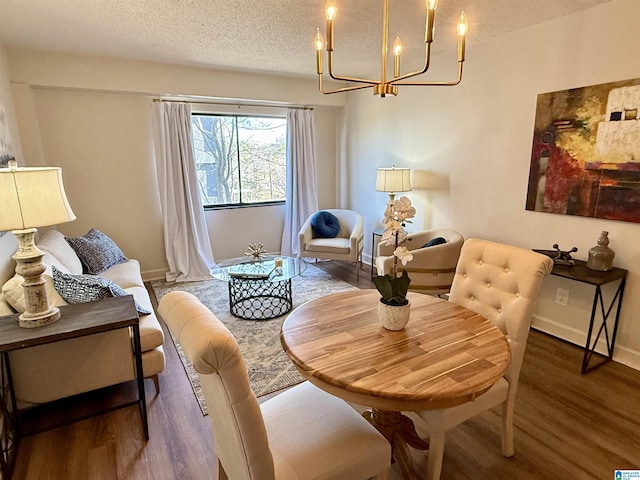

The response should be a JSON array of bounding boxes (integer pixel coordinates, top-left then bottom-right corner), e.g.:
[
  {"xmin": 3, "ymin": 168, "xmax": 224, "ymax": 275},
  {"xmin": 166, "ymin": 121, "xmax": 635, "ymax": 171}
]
[
  {"xmin": 65, "ymin": 229, "xmax": 127, "ymax": 275},
  {"xmin": 52, "ymin": 266, "xmax": 151, "ymax": 315}
]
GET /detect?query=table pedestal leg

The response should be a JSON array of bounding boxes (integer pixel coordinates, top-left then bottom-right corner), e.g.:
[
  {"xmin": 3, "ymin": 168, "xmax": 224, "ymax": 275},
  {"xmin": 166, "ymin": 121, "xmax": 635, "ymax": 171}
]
[{"xmin": 364, "ymin": 408, "xmax": 429, "ymax": 480}]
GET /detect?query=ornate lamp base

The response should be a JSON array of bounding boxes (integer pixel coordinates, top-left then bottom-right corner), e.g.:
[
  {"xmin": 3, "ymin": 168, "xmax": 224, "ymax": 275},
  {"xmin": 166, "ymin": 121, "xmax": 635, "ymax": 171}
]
[{"xmin": 11, "ymin": 228, "xmax": 61, "ymax": 328}]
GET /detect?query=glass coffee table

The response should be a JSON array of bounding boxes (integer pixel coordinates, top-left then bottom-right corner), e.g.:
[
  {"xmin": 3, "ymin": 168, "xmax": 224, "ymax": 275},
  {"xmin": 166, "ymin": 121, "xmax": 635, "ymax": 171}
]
[{"xmin": 211, "ymin": 256, "xmax": 307, "ymax": 320}]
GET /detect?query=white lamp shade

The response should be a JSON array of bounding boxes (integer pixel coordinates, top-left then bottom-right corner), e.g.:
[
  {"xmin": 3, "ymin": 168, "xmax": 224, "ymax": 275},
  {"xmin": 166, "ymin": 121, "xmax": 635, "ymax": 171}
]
[
  {"xmin": 0, "ymin": 166, "xmax": 76, "ymax": 231},
  {"xmin": 375, "ymin": 167, "xmax": 412, "ymax": 193}
]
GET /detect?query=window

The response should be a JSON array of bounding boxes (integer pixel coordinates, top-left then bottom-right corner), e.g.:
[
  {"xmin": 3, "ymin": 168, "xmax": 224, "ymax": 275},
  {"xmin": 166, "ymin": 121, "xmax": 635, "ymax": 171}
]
[{"xmin": 191, "ymin": 113, "xmax": 287, "ymax": 208}]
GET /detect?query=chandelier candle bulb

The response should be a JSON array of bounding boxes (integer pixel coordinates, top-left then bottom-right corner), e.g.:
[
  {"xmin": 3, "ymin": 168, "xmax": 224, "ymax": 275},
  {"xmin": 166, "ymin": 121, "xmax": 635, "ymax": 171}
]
[
  {"xmin": 315, "ymin": 28, "xmax": 324, "ymax": 74},
  {"xmin": 393, "ymin": 37, "xmax": 402, "ymax": 76},
  {"xmin": 325, "ymin": 0, "xmax": 336, "ymax": 51},
  {"xmin": 457, "ymin": 11, "xmax": 468, "ymax": 62},
  {"xmin": 426, "ymin": 1, "xmax": 436, "ymax": 43}
]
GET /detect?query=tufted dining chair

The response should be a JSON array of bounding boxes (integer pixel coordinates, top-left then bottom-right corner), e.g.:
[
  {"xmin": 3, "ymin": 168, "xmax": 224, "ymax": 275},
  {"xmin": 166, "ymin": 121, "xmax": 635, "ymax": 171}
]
[
  {"xmin": 158, "ymin": 291, "xmax": 390, "ymax": 480},
  {"xmin": 375, "ymin": 229, "xmax": 464, "ymax": 295},
  {"xmin": 298, "ymin": 209, "xmax": 364, "ymax": 279},
  {"xmin": 409, "ymin": 238, "xmax": 553, "ymax": 480}
]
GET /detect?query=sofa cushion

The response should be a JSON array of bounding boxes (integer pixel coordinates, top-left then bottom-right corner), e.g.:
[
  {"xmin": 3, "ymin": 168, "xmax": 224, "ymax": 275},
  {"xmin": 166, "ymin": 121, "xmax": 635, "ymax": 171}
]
[
  {"xmin": 0, "ymin": 293, "xmax": 15, "ymax": 316},
  {"xmin": 310, "ymin": 211, "xmax": 340, "ymax": 239},
  {"xmin": 37, "ymin": 229, "xmax": 83, "ymax": 275},
  {"xmin": 305, "ymin": 238, "xmax": 351, "ymax": 255},
  {"xmin": 2, "ymin": 273, "xmax": 68, "ymax": 313},
  {"xmin": 52, "ymin": 266, "xmax": 151, "ymax": 315},
  {"xmin": 125, "ymin": 285, "xmax": 165, "ymax": 351},
  {"xmin": 100, "ymin": 259, "xmax": 144, "ymax": 289},
  {"xmin": 65, "ymin": 229, "xmax": 127, "ymax": 275}
]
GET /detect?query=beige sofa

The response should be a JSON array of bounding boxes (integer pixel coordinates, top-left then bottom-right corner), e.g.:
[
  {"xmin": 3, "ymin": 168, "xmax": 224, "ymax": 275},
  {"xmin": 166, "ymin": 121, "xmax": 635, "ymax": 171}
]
[{"xmin": 0, "ymin": 229, "xmax": 165, "ymax": 409}]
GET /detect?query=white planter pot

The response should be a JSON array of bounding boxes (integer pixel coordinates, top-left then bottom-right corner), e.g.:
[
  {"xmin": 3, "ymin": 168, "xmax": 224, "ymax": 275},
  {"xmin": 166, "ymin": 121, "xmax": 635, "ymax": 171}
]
[{"xmin": 377, "ymin": 300, "xmax": 411, "ymax": 331}]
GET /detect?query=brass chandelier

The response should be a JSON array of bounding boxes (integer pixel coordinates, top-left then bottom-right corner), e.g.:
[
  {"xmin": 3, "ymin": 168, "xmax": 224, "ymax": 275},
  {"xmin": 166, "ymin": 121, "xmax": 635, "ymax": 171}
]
[{"xmin": 314, "ymin": 0, "xmax": 468, "ymax": 97}]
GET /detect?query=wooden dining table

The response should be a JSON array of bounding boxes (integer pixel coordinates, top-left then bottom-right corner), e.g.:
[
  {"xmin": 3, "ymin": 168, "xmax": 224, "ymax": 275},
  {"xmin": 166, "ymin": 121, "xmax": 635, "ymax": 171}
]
[{"xmin": 280, "ymin": 289, "xmax": 511, "ymax": 480}]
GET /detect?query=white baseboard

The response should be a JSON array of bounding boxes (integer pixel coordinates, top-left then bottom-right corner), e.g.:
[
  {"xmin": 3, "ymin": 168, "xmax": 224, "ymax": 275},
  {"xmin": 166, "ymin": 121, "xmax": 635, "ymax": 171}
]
[
  {"xmin": 141, "ymin": 269, "xmax": 167, "ymax": 282},
  {"xmin": 532, "ymin": 314, "xmax": 640, "ymax": 372}
]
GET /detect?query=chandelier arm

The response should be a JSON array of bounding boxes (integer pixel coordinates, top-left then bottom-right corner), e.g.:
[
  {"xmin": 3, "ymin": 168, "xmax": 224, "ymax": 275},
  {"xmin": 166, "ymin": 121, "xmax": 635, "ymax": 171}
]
[
  {"xmin": 393, "ymin": 62, "xmax": 463, "ymax": 86},
  {"xmin": 318, "ymin": 75, "xmax": 376, "ymax": 95},
  {"xmin": 327, "ymin": 53, "xmax": 378, "ymax": 85},
  {"xmin": 388, "ymin": 42, "xmax": 432, "ymax": 84}
]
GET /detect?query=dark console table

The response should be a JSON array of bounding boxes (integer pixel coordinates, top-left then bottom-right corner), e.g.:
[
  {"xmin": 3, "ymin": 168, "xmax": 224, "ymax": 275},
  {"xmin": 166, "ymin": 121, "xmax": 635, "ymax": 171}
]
[
  {"xmin": 544, "ymin": 257, "xmax": 627, "ymax": 373},
  {"xmin": 0, "ymin": 295, "xmax": 148, "ymax": 479}
]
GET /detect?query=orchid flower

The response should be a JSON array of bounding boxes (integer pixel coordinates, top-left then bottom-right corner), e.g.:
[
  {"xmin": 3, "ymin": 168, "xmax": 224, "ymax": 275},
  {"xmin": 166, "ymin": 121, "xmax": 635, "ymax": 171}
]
[
  {"xmin": 374, "ymin": 195, "xmax": 416, "ymax": 306},
  {"xmin": 394, "ymin": 246, "xmax": 413, "ymax": 265}
]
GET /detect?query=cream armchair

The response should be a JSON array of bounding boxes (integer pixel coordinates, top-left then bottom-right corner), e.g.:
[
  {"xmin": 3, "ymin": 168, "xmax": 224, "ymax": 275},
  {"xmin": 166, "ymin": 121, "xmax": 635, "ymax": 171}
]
[
  {"xmin": 409, "ymin": 238, "xmax": 554, "ymax": 480},
  {"xmin": 375, "ymin": 229, "xmax": 464, "ymax": 295},
  {"xmin": 159, "ymin": 291, "xmax": 390, "ymax": 480},
  {"xmin": 298, "ymin": 209, "xmax": 364, "ymax": 279}
]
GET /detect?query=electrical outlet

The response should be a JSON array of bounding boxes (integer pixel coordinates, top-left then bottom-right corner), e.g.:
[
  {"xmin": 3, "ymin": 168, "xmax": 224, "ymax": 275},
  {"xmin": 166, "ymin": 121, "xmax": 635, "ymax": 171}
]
[{"xmin": 555, "ymin": 288, "xmax": 569, "ymax": 306}]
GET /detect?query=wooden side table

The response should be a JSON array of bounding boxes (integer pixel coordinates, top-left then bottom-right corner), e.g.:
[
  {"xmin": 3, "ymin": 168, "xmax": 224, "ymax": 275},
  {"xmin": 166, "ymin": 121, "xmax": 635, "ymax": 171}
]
[
  {"xmin": 0, "ymin": 295, "xmax": 149, "ymax": 479},
  {"xmin": 547, "ymin": 259, "xmax": 627, "ymax": 373}
]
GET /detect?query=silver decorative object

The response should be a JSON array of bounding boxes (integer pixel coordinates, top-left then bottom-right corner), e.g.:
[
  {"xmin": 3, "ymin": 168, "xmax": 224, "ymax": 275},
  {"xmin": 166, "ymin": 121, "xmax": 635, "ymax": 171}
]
[
  {"xmin": 587, "ymin": 231, "xmax": 615, "ymax": 271},
  {"xmin": 244, "ymin": 243, "xmax": 268, "ymax": 263}
]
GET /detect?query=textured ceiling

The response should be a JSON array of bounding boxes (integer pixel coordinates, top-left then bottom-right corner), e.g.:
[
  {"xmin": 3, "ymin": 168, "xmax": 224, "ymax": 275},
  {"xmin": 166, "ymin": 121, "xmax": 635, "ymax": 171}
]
[{"xmin": 0, "ymin": 0, "xmax": 612, "ymax": 79}]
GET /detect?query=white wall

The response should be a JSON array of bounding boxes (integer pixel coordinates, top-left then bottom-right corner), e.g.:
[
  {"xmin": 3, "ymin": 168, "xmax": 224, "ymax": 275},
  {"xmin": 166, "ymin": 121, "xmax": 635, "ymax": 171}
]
[
  {"xmin": 344, "ymin": 0, "xmax": 640, "ymax": 369},
  {"xmin": 0, "ymin": 45, "xmax": 22, "ymax": 162},
  {"xmin": 6, "ymin": 49, "xmax": 344, "ymax": 276}
]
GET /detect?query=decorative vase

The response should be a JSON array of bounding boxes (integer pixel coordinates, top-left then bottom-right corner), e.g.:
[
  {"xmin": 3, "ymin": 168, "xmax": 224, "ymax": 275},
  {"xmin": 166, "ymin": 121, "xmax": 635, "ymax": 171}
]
[
  {"xmin": 587, "ymin": 231, "xmax": 615, "ymax": 272},
  {"xmin": 377, "ymin": 300, "xmax": 411, "ymax": 331}
]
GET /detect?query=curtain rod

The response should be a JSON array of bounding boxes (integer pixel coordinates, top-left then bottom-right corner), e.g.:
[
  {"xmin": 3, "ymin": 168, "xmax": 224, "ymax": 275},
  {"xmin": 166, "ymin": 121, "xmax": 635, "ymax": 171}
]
[{"xmin": 152, "ymin": 98, "xmax": 312, "ymax": 110}]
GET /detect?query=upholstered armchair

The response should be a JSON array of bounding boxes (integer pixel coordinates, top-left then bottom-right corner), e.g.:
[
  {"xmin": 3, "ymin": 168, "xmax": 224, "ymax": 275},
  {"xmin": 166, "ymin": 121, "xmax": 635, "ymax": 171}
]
[
  {"xmin": 158, "ymin": 291, "xmax": 390, "ymax": 480},
  {"xmin": 375, "ymin": 229, "xmax": 464, "ymax": 295},
  {"xmin": 408, "ymin": 238, "xmax": 554, "ymax": 480},
  {"xmin": 298, "ymin": 209, "xmax": 364, "ymax": 279}
]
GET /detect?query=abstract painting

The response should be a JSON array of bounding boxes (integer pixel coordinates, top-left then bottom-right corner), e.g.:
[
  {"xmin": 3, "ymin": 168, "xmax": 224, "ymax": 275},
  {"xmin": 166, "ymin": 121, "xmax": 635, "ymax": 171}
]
[
  {"xmin": 526, "ymin": 78, "xmax": 640, "ymax": 223},
  {"xmin": 0, "ymin": 102, "xmax": 15, "ymax": 168}
]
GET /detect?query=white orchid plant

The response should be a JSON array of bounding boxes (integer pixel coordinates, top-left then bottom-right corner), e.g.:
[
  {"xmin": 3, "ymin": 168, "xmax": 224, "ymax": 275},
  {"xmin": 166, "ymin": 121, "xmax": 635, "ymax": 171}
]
[{"xmin": 373, "ymin": 196, "xmax": 416, "ymax": 306}]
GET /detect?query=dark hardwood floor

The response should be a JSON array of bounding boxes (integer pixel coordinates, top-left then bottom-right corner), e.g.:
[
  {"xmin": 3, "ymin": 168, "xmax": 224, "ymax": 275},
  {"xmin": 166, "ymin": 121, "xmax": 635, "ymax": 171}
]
[{"xmin": 12, "ymin": 260, "xmax": 640, "ymax": 479}]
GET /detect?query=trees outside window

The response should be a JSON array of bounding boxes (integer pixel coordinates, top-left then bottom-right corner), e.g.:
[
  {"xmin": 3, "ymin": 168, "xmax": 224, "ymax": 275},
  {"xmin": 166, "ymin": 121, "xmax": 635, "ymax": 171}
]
[{"xmin": 191, "ymin": 114, "xmax": 286, "ymax": 207}]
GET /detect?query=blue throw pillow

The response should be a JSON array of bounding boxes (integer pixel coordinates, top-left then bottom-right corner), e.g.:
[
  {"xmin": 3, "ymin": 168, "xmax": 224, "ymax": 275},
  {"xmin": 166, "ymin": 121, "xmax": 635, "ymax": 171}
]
[
  {"xmin": 421, "ymin": 236, "xmax": 447, "ymax": 248},
  {"xmin": 310, "ymin": 211, "xmax": 340, "ymax": 238}
]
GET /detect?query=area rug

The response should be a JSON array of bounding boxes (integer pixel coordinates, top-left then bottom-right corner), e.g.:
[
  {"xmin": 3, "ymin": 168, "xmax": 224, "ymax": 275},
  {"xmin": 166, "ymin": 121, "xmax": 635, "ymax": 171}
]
[{"xmin": 151, "ymin": 262, "xmax": 358, "ymax": 415}]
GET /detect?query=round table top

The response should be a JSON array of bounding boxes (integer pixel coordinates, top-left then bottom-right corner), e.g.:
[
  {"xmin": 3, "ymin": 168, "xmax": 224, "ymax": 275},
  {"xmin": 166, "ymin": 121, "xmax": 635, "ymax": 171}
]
[{"xmin": 280, "ymin": 289, "xmax": 511, "ymax": 412}]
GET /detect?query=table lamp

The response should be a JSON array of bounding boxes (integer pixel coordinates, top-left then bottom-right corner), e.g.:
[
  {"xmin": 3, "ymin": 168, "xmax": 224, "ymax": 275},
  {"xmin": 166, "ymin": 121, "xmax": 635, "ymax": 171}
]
[
  {"xmin": 375, "ymin": 165, "xmax": 412, "ymax": 204},
  {"xmin": 0, "ymin": 161, "xmax": 76, "ymax": 328}
]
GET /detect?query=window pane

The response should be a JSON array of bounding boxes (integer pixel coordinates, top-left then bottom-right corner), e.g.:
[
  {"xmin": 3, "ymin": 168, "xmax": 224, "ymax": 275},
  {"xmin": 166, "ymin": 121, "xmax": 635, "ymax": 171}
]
[
  {"xmin": 191, "ymin": 113, "xmax": 286, "ymax": 207},
  {"xmin": 237, "ymin": 117, "xmax": 286, "ymax": 204}
]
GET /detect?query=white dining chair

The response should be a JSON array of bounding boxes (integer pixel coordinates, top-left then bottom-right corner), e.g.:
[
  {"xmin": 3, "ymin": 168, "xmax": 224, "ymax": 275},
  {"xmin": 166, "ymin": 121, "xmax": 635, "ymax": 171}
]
[
  {"xmin": 410, "ymin": 238, "xmax": 553, "ymax": 480},
  {"xmin": 158, "ymin": 290, "xmax": 391, "ymax": 480}
]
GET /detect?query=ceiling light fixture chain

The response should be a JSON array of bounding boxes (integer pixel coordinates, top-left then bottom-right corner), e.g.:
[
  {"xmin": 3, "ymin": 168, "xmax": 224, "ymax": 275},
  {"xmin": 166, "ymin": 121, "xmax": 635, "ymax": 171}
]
[{"xmin": 315, "ymin": 0, "xmax": 468, "ymax": 97}]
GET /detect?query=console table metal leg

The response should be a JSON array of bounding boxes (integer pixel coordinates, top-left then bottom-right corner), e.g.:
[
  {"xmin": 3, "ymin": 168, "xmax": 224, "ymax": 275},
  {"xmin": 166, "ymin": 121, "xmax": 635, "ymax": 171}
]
[
  {"xmin": 0, "ymin": 352, "xmax": 18, "ymax": 480},
  {"xmin": 131, "ymin": 325, "xmax": 149, "ymax": 440},
  {"xmin": 581, "ymin": 277, "xmax": 626, "ymax": 374}
]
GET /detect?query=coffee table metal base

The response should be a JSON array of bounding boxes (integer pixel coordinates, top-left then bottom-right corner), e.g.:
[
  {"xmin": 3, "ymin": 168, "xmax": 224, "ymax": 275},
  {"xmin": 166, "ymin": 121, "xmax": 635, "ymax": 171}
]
[{"xmin": 228, "ymin": 277, "xmax": 293, "ymax": 320}]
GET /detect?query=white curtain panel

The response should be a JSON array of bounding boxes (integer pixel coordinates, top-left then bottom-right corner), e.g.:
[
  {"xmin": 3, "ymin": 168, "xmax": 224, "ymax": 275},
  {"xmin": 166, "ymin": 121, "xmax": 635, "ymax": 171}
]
[
  {"xmin": 152, "ymin": 102, "xmax": 215, "ymax": 282},
  {"xmin": 281, "ymin": 108, "xmax": 319, "ymax": 256}
]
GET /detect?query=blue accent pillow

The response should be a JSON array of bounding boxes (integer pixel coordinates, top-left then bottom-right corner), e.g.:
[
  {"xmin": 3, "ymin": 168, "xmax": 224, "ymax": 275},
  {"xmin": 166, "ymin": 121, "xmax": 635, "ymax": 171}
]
[
  {"xmin": 66, "ymin": 229, "xmax": 127, "ymax": 275},
  {"xmin": 421, "ymin": 236, "xmax": 447, "ymax": 249},
  {"xmin": 52, "ymin": 266, "xmax": 151, "ymax": 315},
  {"xmin": 310, "ymin": 211, "xmax": 340, "ymax": 238}
]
